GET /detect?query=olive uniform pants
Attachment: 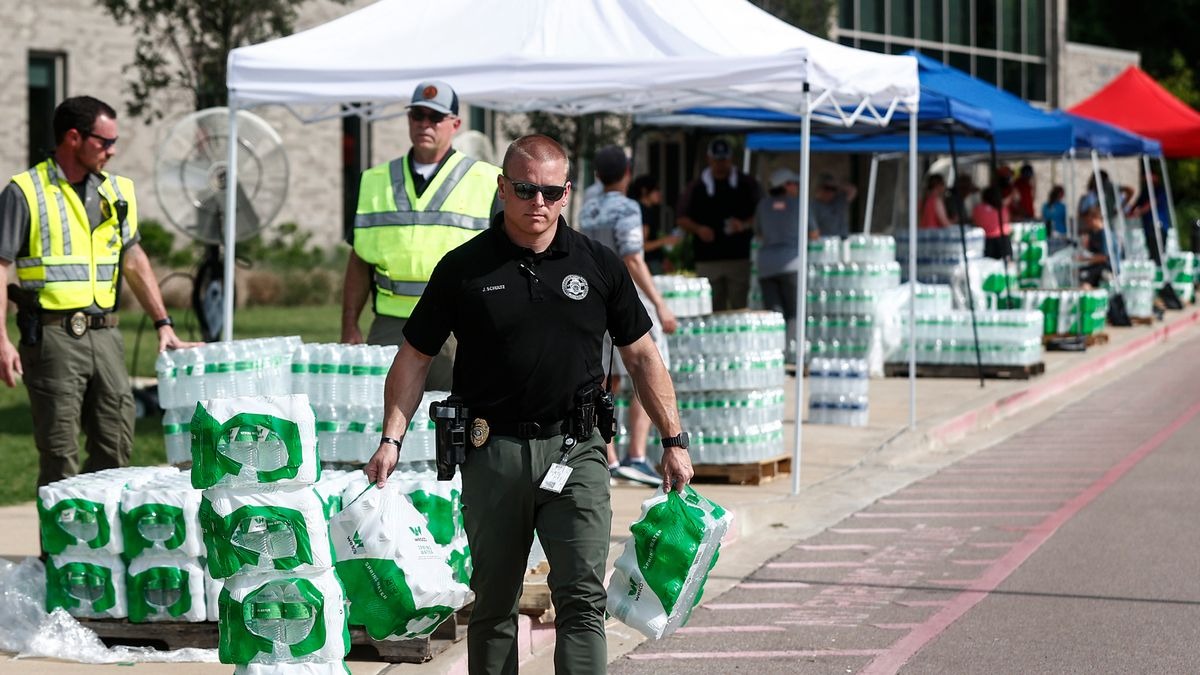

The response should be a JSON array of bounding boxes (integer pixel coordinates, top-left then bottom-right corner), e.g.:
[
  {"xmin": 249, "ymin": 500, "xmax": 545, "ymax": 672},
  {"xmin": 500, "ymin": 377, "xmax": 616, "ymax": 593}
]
[
  {"xmin": 460, "ymin": 430, "xmax": 612, "ymax": 675},
  {"xmin": 367, "ymin": 314, "xmax": 456, "ymax": 391},
  {"xmin": 19, "ymin": 321, "xmax": 133, "ymax": 487}
]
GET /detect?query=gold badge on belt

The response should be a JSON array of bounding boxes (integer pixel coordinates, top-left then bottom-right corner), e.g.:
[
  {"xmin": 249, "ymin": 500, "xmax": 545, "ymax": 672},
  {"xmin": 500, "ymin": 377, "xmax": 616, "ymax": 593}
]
[
  {"xmin": 470, "ymin": 418, "xmax": 490, "ymax": 448},
  {"xmin": 67, "ymin": 311, "xmax": 88, "ymax": 338}
]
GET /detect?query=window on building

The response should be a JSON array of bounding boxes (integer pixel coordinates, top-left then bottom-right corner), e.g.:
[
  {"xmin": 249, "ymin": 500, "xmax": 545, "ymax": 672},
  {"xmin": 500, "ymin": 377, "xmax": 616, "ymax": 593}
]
[
  {"xmin": 977, "ymin": 55, "xmax": 998, "ymax": 86},
  {"xmin": 947, "ymin": 1, "xmax": 971, "ymax": 46},
  {"xmin": 861, "ymin": 0, "xmax": 885, "ymax": 33},
  {"xmin": 919, "ymin": 0, "xmax": 943, "ymax": 42},
  {"xmin": 1001, "ymin": 0, "xmax": 1022, "ymax": 52},
  {"xmin": 948, "ymin": 50, "xmax": 972, "ymax": 74},
  {"xmin": 839, "ymin": 0, "xmax": 856, "ymax": 29},
  {"xmin": 891, "ymin": 0, "xmax": 914, "ymax": 38},
  {"xmin": 1025, "ymin": 0, "xmax": 1045, "ymax": 56},
  {"xmin": 1002, "ymin": 59, "xmax": 1023, "ymax": 97},
  {"xmin": 1026, "ymin": 62, "xmax": 1047, "ymax": 102},
  {"xmin": 28, "ymin": 52, "xmax": 65, "ymax": 167},
  {"xmin": 976, "ymin": 0, "xmax": 997, "ymax": 49}
]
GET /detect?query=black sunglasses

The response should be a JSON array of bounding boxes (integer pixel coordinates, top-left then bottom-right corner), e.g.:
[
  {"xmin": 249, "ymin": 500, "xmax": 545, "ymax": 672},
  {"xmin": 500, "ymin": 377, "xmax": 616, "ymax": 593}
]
[
  {"xmin": 504, "ymin": 176, "xmax": 567, "ymax": 202},
  {"xmin": 86, "ymin": 132, "xmax": 118, "ymax": 150},
  {"xmin": 407, "ymin": 108, "xmax": 449, "ymax": 125}
]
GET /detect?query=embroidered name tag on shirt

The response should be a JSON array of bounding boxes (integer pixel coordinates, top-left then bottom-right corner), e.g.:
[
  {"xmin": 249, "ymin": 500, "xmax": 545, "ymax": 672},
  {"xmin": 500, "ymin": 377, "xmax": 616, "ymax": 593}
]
[{"xmin": 482, "ymin": 284, "xmax": 506, "ymax": 293}]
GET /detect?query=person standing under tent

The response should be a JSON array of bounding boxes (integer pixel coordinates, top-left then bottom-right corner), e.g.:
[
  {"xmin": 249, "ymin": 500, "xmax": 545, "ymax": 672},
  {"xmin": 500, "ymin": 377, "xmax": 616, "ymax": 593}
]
[
  {"xmin": 365, "ymin": 134, "xmax": 693, "ymax": 675},
  {"xmin": 342, "ymin": 80, "xmax": 501, "ymax": 391},
  {"xmin": 974, "ymin": 185, "xmax": 1013, "ymax": 260},
  {"xmin": 810, "ymin": 171, "xmax": 858, "ymax": 239},
  {"xmin": 0, "ymin": 95, "xmax": 190, "ymax": 488},
  {"xmin": 627, "ymin": 174, "xmax": 678, "ymax": 274},
  {"xmin": 579, "ymin": 146, "xmax": 678, "ymax": 487},
  {"xmin": 920, "ymin": 173, "xmax": 952, "ymax": 229},
  {"xmin": 1013, "ymin": 163, "xmax": 1037, "ymax": 220},
  {"xmin": 1042, "ymin": 185, "xmax": 1069, "ymax": 254},
  {"xmin": 676, "ymin": 137, "xmax": 760, "ymax": 311},
  {"xmin": 1078, "ymin": 206, "xmax": 1113, "ymax": 288},
  {"xmin": 1131, "ymin": 171, "xmax": 1172, "ymax": 265},
  {"xmin": 755, "ymin": 168, "xmax": 809, "ymax": 366}
]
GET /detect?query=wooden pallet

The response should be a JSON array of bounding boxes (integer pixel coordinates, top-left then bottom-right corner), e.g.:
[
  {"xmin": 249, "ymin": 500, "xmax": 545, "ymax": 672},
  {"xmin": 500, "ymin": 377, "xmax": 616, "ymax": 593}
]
[
  {"xmin": 519, "ymin": 560, "xmax": 555, "ymax": 623},
  {"xmin": 1041, "ymin": 331, "xmax": 1109, "ymax": 348},
  {"xmin": 691, "ymin": 454, "xmax": 792, "ymax": 486},
  {"xmin": 77, "ymin": 608, "xmax": 469, "ymax": 664},
  {"xmin": 1131, "ymin": 316, "xmax": 1155, "ymax": 326},
  {"xmin": 884, "ymin": 361, "xmax": 1045, "ymax": 380}
]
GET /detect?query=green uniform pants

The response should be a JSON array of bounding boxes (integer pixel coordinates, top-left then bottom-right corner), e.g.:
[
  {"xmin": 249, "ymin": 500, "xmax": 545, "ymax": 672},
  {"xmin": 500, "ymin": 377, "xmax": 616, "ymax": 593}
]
[
  {"xmin": 19, "ymin": 321, "xmax": 133, "ymax": 487},
  {"xmin": 367, "ymin": 314, "xmax": 456, "ymax": 391},
  {"xmin": 460, "ymin": 430, "xmax": 612, "ymax": 675}
]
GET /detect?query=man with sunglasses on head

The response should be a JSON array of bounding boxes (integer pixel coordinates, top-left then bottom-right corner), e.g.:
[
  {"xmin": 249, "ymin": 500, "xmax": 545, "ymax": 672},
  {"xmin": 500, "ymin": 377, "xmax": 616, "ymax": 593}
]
[
  {"xmin": 343, "ymin": 80, "xmax": 501, "ymax": 390},
  {"xmin": 365, "ymin": 134, "xmax": 693, "ymax": 675},
  {"xmin": 0, "ymin": 95, "xmax": 189, "ymax": 489}
]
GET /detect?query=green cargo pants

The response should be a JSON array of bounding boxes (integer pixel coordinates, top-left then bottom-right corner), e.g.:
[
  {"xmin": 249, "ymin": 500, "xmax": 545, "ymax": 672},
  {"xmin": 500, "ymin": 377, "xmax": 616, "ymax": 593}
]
[
  {"xmin": 367, "ymin": 314, "xmax": 456, "ymax": 392},
  {"xmin": 19, "ymin": 321, "xmax": 133, "ymax": 487},
  {"xmin": 460, "ymin": 429, "xmax": 612, "ymax": 675}
]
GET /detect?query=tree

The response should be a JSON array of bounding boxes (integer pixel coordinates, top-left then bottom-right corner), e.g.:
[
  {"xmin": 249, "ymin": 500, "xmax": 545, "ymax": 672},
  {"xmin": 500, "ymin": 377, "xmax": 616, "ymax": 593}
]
[
  {"xmin": 749, "ymin": 0, "xmax": 836, "ymax": 38},
  {"xmin": 96, "ymin": 0, "xmax": 348, "ymax": 120}
]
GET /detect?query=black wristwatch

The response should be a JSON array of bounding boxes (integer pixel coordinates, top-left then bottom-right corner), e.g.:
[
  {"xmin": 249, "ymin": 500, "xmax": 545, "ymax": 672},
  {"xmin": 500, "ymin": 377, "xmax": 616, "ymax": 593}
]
[
  {"xmin": 661, "ymin": 432, "xmax": 689, "ymax": 450},
  {"xmin": 153, "ymin": 315, "xmax": 174, "ymax": 329}
]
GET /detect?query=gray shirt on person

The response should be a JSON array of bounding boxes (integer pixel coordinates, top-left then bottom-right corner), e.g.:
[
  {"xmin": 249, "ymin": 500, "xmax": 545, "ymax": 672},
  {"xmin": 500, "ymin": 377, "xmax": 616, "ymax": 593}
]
[
  {"xmin": 755, "ymin": 194, "xmax": 811, "ymax": 278},
  {"xmin": 810, "ymin": 192, "xmax": 850, "ymax": 239}
]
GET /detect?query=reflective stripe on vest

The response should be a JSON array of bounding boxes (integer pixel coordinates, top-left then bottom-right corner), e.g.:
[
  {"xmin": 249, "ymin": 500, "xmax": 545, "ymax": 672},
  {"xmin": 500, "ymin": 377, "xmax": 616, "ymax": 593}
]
[
  {"xmin": 11, "ymin": 159, "xmax": 138, "ymax": 311},
  {"xmin": 353, "ymin": 152, "xmax": 500, "ymax": 318}
]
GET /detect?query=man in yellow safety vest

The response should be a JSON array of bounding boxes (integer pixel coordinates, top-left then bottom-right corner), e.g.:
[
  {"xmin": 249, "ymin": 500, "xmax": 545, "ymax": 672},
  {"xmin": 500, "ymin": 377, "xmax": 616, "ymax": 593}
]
[
  {"xmin": 0, "ymin": 95, "xmax": 190, "ymax": 487},
  {"xmin": 342, "ymin": 81, "xmax": 501, "ymax": 391}
]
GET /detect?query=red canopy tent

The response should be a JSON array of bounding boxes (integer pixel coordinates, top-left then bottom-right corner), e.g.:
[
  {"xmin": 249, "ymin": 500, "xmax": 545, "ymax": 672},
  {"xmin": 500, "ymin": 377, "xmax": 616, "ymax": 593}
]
[{"xmin": 1069, "ymin": 65, "xmax": 1200, "ymax": 158}]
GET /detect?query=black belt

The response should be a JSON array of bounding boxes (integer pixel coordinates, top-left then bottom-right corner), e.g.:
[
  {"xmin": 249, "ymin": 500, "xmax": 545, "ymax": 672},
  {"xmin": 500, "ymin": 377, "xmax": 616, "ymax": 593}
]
[
  {"xmin": 41, "ymin": 311, "xmax": 119, "ymax": 336},
  {"xmin": 479, "ymin": 418, "xmax": 571, "ymax": 440}
]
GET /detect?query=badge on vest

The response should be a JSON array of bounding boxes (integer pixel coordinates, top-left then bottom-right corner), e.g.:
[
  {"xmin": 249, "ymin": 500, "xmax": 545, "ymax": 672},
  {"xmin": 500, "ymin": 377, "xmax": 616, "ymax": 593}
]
[{"xmin": 562, "ymin": 274, "xmax": 588, "ymax": 300}]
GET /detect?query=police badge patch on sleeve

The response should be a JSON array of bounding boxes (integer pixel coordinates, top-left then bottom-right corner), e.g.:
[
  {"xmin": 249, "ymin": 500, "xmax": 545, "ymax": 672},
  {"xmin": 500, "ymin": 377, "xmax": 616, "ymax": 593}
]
[{"xmin": 562, "ymin": 274, "xmax": 588, "ymax": 300}]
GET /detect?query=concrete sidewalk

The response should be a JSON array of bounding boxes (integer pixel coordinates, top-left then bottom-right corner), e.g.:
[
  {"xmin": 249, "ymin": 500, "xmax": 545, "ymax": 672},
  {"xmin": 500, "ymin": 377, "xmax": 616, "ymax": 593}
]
[{"xmin": 2, "ymin": 306, "xmax": 1197, "ymax": 674}]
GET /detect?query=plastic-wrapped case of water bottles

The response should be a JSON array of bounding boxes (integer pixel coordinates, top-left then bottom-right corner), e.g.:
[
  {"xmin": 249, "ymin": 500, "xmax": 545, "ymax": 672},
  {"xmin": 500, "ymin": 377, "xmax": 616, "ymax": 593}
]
[
  {"xmin": 1123, "ymin": 260, "xmax": 1157, "ymax": 283},
  {"xmin": 1018, "ymin": 289, "xmax": 1108, "ymax": 336},
  {"xmin": 807, "ymin": 358, "xmax": 869, "ymax": 427},
  {"xmin": 808, "ymin": 237, "xmax": 842, "ymax": 264},
  {"xmin": 643, "ymin": 389, "xmax": 786, "ymax": 464},
  {"xmin": 1010, "ymin": 222, "xmax": 1047, "ymax": 289},
  {"xmin": 894, "ymin": 226, "xmax": 986, "ymax": 283},
  {"xmin": 807, "ymin": 261, "xmax": 902, "ymax": 291},
  {"xmin": 1123, "ymin": 280, "xmax": 1156, "ymax": 319},
  {"xmin": 844, "ymin": 234, "xmax": 897, "ymax": 264},
  {"xmin": 156, "ymin": 337, "xmax": 302, "ymax": 411},
  {"xmin": 653, "ymin": 275, "xmax": 713, "ymax": 318},
  {"xmin": 1164, "ymin": 251, "xmax": 1196, "ymax": 303},
  {"xmin": 317, "ymin": 389, "xmax": 445, "ymax": 468},
  {"xmin": 895, "ymin": 310, "xmax": 1044, "ymax": 366},
  {"xmin": 667, "ymin": 312, "xmax": 787, "ymax": 392}
]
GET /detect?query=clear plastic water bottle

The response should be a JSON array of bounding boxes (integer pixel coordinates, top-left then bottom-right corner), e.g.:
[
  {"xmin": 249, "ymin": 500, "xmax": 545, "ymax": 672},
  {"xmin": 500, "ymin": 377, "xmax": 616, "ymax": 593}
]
[
  {"xmin": 57, "ymin": 506, "xmax": 99, "ymax": 545},
  {"xmin": 155, "ymin": 350, "xmax": 178, "ymax": 409},
  {"xmin": 220, "ymin": 425, "xmax": 288, "ymax": 472}
]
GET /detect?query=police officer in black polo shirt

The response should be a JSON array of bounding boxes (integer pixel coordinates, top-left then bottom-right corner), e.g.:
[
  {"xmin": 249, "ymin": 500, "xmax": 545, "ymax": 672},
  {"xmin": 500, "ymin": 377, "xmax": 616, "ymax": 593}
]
[{"xmin": 365, "ymin": 134, "xmax": 693, "ymax": 675}]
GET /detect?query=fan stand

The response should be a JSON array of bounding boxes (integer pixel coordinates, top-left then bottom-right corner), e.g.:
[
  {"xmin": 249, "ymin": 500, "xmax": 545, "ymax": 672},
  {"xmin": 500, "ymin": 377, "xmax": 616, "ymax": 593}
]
[{"xmin": 192, "ymin": 245, "xmax": 229, "ymax": 343}]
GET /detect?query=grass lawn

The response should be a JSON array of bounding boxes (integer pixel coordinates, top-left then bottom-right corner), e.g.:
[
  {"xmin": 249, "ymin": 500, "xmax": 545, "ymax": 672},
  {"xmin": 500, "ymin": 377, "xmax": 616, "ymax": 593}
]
[{"xmin": 0, "ymin": 304, "xmax": 347, "ymax": 506}]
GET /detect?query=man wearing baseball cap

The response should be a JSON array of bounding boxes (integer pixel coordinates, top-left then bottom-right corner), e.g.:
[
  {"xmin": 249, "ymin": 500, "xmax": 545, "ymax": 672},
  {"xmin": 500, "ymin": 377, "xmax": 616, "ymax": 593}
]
[
  {"xmin": 676, "ymin": 137, "xmax": 761, "ymax": 310},
  {"xmin": 342, "ymin": 80, "xmax": 502, "ymax": 390}
]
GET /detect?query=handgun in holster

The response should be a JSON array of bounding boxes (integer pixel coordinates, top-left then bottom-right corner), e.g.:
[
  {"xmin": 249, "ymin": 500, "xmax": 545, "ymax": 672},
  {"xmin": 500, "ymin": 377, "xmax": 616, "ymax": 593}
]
[
  {"xmin": 430, "ymin": 396, "xmax": 469, "ymax": 481},
  {"xmin": 13, "ymin": 298, "xmax": 41, "ymax": 347},
  {"xmin": 573, "ymin": 385, "xmax": 616, "ymax": 443}
]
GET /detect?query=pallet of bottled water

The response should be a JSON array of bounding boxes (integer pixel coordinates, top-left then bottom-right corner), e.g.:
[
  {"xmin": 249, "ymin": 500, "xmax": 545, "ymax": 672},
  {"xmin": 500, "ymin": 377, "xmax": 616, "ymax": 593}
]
[
  {"xmin": 643, "ymin": 389, "xmax": 787, "ymax": 464},
  {"xmin": 317, "ymin": 389, "xmax": 445, "ymax": 467},
  {"xmin": 844, "ymin": 234, "xmax": 897, "ymax": 264},
  {"xmin": 807, "ymin": 358, "xmax": 869, "ymax": 427},
  {"xmin": 808, "ymin": 261, "xmax": 902, "ymax": 291},
  {"xmin": 653, "ymin": 275, "xmax": 713, "ymax": 318},
  {"xmin": 156, "ymin": 337, "xmax": 301, "ymax": 411},
  {"xmin": 909, "ymin": 283, "xmax": 954, "ymax": 313},
  {"xmin": 1123, "ymin": 280, "xmax": 1156, "ymax": 319},
  {"xmin": 896, "ymin": 310, "xmax": 1043, "ymax": 367},
  {"xmin": 1163, "ymin": 252, "xmax": 1196, "ymax": 304},
  {"xmin": 1124, "ymin": 260, "xmax": 1157, "ymax": 283},
  {"xmin": 667, "ymin": 312, "xmax": 786, "ymax": 393},
  {"xmin": 808, "ymin": 237, "xmax": 842, "ymax": 264},
  {"xmin": 1011, "ymin": 222, "xmax": 1048, "ymax": 289},
  {"xmin": 1018, "ymin": 289, "xmax": 1108, "ymax": 336},
  {"xmin": 894, "ymin": 226, "xmax": 985, "ymax": 283},
  {"xmin": 290, "ymin": 343, "xmax": 397, "ymax": 407}
]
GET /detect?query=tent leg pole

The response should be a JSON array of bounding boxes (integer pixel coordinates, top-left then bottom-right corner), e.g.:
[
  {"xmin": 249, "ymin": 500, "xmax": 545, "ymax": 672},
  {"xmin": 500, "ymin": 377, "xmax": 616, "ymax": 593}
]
[
  {"xmin": 1091, "ymin": 150, "xmax": 1122, "ymax": 292},
  {"xmin": 864, "ymin": 154, "xmax": 879, "ymax": 235},
  {"xmin": 948, "ymin": 130, "xmax": 984, "ymax": 389},
  {"xmin": 1067, "ymin": 149, "xmax": 1077, "ymax": 243},
  {"xmin": 222, "ymin": 101, "xmax": 240, "ymax": 342},
  {"xmin": 1143, "ymin": 155, "xmax": 1167, "ymax": 269},
  {"xmin": 907, "ymin": 112, "xmax": 917, "ymax": 430},
  {"xmin": 1159, "ymin": 156, "xmax": 1180, "ymax": 250},
  {"xmin": 792, "ymin": 88, "xmax": 812, "ymax": 498}
]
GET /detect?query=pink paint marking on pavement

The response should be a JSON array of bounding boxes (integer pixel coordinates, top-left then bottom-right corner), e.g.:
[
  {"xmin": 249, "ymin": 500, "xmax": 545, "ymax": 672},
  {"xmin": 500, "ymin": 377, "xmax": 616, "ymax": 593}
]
[
  {"xmin": 626, "ymin": 649, "xmax": 886, "ymax": 660},
  {"xmin": 927, "ymin": 579, "xmax": 982, "ymax": 586},
  {"xmin": 879, "ymin": 498, "xmax": 1063, "ymax": 505},
  {"xmin": 796, "ymin": 544, "xmax": 877, "ymax": 551},
  {"xmin": 859, "ymin": 398, "xmax": 1200, "ymax": 675},
  {"xmin": 766, "ymin": 561, "xmax": 866, "ymax": 569},
  {"xmin": 950, "ymin": 559, "xmax": 999, "ymax": 566},
  {"xmin": 901, "ymin": 487, "xmax": 1078, "ymax": 494},
  {"xmin": 853, "ymin": 511, "xmax": 1053, "ymax": 518},
  {"xmin": 939, "ymin": 467, "xmax": 1103, "ymax": 474},
  {"xmin": 917, "ymin": 478, "xmax": 1091, "ymax": 485},
  {"xmin": 873, "ymin": 623, "xmax": 921, "ymax": 630},
  {"xmin": 970, "ymin": 542, "xmax": 1018, "ymax": 549},
  {"xmin": 897, "ymin": 600, "xmax": 952, "ymax": 607},
  {"xmin": 737, "ymin": 581, "xmax": 813, "ymax": 589},
  {"xmin": 830, "ymin": 527, "xmax": 909, "ymax": 534},
  {"xmin": 675, "ymin": 625, "xmax": 786, "ymax": 634}
]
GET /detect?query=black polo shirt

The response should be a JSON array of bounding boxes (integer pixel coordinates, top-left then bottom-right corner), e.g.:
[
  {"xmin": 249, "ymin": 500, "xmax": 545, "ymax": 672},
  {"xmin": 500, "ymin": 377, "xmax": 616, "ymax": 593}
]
[{"xmin": 404, "ymin": 213, "xmax": 652, "ymax": 423}]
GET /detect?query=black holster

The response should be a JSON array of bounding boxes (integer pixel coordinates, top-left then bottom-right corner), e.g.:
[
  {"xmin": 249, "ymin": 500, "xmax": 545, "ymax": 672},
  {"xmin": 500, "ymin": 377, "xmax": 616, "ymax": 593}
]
[
  {"xmin": 573, "ymin": 385, "xmax": 616, "ymax": 443},
  {"xmin": 15, "ymin": 307, "xmax": 41, "ymax": 347},
  {"xmin": 430, "ymin": 396, "xmax": 469, "ymax": 481}
]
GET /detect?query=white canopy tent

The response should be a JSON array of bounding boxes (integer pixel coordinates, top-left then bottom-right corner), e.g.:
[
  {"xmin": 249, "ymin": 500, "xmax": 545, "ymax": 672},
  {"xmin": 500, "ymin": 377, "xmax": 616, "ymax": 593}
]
[{"xmin": 223, "ymin": 0, "xmax": 921, "ymax": 494}]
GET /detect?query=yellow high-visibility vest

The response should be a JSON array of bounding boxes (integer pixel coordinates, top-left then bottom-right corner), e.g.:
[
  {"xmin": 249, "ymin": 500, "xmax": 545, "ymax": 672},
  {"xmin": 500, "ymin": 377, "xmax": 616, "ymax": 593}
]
[
  {"xmin": 353, "ymin": 151, "xmax": 500, "ymax": 318},
  {"xmin": 11, "ymin": 159, "xmax": 138, "ymax": 311}
]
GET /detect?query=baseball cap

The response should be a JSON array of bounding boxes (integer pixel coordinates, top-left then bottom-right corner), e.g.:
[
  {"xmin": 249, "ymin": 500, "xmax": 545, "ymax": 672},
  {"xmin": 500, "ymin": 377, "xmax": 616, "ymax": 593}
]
[
  {"xmin": 409, "ymin": 80, "xmax": 459, "ymax": 115},
  {"xmin": 817, "ymin": 172, "xmax": 837, "ymax": 188},
  {"xmin": 769, "ymin": 168, "xmax": 800, "ymax": 188},
  {"xmin": 593, "ymin": 145, "xmax": 630, "ymax": 185},
  {"xmin": 707, "ymin": 138, "xmax": 733, "ymax": 159}
]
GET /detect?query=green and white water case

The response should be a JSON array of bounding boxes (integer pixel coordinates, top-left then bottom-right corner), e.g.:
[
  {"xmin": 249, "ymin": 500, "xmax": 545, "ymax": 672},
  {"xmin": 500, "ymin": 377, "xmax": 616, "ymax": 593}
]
[
  {"xmin": 607, "ymin": 486, "xmax": 733, "ymax": 640},
  {"xmin": 120, "ymin": 471, "xmax": 203, "ymax": 560},
  {"xmin": 218, "ymin": 568, "xmax": 349, "ymax": 665},
  {"xmin": 200, "ymin": 485, "xmax": 332, "ymax": 579},
  {"xmin": 190, "ymin": 394, "xmax": 319, "ymax": 489},
  {"xmin": 45, "ymin": 553, "xmax": 127, "ymax": 619},
  {"xmin": 329, "ymin": 482, "xmax": 473, "ymax": 641},
  {"xmin": 234, "ymin": 663, "xmax": 351, "ymax": 675},
  {"xmin": 126, "ymin": 555, "xmax": 206, "ymax": 623},
  {"xmin": 38, "ymin": 468, "xmax": 175, "ymax": 556}
]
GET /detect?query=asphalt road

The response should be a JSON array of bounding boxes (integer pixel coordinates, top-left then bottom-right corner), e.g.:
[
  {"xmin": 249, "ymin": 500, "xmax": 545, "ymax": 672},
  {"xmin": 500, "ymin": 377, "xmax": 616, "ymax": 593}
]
[{"xmin": 611, "ymin": 329, "xmax": 1200, "ymax": 675}]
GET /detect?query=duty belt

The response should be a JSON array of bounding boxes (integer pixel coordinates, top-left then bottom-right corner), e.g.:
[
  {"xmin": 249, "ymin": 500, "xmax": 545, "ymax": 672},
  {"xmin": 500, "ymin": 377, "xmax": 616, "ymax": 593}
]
[
  {"xmin": 471, "ymin": 418, "xmax": 572, "ymax": 442},
  {"xmin": 42, "ymin": 311, "xmax": 120, "ymax": 337}
]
